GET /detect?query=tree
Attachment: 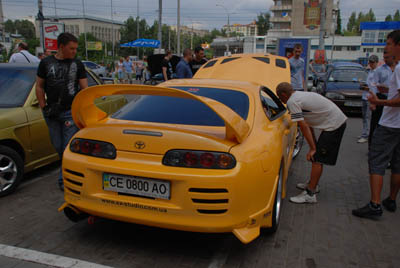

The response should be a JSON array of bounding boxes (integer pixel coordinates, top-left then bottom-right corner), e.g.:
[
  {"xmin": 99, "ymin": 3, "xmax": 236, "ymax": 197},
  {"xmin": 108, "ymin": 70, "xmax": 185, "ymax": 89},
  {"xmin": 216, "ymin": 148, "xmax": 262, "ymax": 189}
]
[
  {"xmin": 385, "ymin": 15, "xmax": 393, "ymax": 22},
  {"xmin": 346, "ymin": 12, "xmax": 357, "ymax": 32},
  {"xmin": 4, "ymin": 19, "xmax": 15, "ymax": 33},
  {"xmin": 335, "ymin": 9, "xmax": 342, "ymax": 35},
  {"xmin": 3, "ymin": 19, "xmax": 36, "ymax": 39},
  {"xmin": 366, "ymin": 8, "xmax": 376, "ymax": 22},
  {"xmin": 394, "ymin": 10, "xmax": 400, "ymax": 21},
  {"xmin": 256, "ymin": 12, "xmax": 271, "ymax": 36}
]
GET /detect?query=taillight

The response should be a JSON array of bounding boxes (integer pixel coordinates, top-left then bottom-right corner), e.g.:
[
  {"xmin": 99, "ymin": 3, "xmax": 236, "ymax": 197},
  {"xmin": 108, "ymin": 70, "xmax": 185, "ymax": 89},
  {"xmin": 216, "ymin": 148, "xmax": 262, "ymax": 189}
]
[
  {"xmin": 163, "ymin": 150, "xmax": 236, "ymax": 169},
  {"xmin": 70, "ymin": 138, "xmax": 116, "ymax": 159}
]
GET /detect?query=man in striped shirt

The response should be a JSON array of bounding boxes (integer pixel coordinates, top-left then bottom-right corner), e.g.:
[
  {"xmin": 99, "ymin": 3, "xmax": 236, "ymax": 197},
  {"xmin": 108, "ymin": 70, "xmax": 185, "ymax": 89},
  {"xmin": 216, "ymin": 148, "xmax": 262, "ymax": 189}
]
[{"xmin": 277, "ymin": 82, "xmax": 347, "ymax": 204}]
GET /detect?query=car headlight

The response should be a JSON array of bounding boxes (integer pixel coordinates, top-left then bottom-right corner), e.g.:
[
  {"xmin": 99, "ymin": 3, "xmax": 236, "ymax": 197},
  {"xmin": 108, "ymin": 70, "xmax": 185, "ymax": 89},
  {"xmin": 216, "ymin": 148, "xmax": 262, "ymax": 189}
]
[{"xmin": 325, "ymin": 92, "xmax": 345, "ymax": 100}]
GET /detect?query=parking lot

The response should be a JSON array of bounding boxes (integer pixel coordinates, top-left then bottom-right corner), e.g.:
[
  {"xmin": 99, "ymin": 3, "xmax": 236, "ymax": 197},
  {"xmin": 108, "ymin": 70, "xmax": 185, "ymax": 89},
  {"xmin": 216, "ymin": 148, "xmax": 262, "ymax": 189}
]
[{"xmin": 1, "ymin": 117, "xmax": 399, "ymax": 268}]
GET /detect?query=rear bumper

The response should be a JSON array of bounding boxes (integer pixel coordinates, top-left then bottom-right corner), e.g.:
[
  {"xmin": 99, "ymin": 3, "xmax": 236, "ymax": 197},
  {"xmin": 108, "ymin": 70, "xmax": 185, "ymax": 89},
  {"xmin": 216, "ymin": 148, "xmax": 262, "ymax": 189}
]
[{"xmin": 61, "ymin": 149, "xmax": 279, "ymax": 243}]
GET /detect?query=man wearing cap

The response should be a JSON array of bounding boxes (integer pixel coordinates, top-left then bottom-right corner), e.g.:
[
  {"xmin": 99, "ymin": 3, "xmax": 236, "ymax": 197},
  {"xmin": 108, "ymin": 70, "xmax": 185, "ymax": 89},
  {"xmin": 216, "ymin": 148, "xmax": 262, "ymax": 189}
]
[{"xmin": 358, "ymin": 55, "xmax": 379, "ymax": 144}]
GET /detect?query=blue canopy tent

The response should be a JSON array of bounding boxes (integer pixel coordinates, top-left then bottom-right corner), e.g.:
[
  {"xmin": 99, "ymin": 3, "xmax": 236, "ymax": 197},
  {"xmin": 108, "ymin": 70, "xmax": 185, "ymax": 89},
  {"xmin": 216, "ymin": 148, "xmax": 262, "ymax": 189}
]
[{"xmin": 120, "ymin": 39, "xmax": 160, "ymax": 48}]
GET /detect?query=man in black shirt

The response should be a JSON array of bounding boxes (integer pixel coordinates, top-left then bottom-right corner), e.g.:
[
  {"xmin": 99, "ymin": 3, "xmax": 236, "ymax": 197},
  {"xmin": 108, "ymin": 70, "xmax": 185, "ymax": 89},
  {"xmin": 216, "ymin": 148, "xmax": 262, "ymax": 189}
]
[
  {"xmin": 161, "ymin": 50, "xmax": 173, "ymax": 81},
  {"xmin": 190, "ymin": 46, "xmax": 208, "ymax": 75},
  {"xmin": 36, "ymin": 32, "xmax": 88, "ymax": 191}
]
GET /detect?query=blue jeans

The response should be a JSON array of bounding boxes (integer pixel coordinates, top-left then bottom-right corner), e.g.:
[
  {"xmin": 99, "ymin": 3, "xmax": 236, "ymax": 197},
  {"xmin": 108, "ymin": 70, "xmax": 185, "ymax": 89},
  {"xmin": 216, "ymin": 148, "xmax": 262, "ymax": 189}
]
[
  {"xmin": 44, "ymin": 110, "xmax": 79, "ymax": 184},
  {"xmin": 361, "ymin": 100, "xmax": 370, "ymax": 139}
]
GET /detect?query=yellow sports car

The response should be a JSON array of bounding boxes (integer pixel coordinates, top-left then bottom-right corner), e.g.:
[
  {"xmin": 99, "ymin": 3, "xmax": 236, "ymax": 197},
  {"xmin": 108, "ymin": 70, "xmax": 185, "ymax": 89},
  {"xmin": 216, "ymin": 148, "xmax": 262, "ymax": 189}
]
[
  {"xmin": 0, "ymin": 63, "xmax": 125, "ymax": 197},
  {"xmin": 59, "ymin": 54, "xmax": 298, "ymax": 243}
]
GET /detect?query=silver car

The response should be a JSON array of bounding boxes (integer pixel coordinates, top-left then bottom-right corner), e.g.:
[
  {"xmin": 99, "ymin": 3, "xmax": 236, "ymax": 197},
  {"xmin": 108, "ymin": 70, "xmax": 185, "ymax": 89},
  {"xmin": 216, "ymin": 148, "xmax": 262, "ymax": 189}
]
[{"xmin": 82, "ymin": 61, "xmax": 108, "ymax": 77}]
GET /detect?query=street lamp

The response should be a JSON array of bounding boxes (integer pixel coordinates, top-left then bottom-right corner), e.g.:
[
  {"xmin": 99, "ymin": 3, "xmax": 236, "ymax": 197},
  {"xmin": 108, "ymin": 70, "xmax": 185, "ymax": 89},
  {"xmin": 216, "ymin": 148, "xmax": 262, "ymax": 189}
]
[{"xmin": 216, "ymin": 3, "xmax": 230, "ymax": 54}]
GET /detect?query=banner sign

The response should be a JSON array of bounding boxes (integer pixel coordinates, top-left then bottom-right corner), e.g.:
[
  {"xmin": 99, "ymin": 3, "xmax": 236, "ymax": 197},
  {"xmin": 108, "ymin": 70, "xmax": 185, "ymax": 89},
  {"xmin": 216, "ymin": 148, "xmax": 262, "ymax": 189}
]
[
  {"xmin": 87, "ymin": 41, "xmax": 103, "ymax": 51},
  {"xmin": 278, "ymin": 38, "xmax": 311, "ymax": 83},
  {"xmin": 304, "ymin": 0, "xmax": 321, "ymax": 30},
  {"xmin": 44, "ymin": 22, "xmax": 64, "ymax": 51}
]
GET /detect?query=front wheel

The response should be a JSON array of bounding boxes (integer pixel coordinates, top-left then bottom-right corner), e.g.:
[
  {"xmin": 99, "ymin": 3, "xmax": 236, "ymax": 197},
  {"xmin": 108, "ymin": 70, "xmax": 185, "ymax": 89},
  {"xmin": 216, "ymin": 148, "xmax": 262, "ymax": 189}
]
[
  {"xmin": 0, "ymin": 145, "xmax": 24, "ymax": 197},
  {"xmin": 292, "ymin": 127, "xmax": 304, "ymax": 159}
]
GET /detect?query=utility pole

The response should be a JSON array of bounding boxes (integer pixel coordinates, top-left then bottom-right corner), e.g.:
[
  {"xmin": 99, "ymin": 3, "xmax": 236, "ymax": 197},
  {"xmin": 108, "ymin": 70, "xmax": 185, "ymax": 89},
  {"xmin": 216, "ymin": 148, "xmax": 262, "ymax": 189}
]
[
  {"xmin": 158, "ymin": 0, "xmax": 162, "ymax": 50},
  {"xmin": 38, "ymin": 0, "xmax": 45, "ymax": 51},
  {"xmin": 82, "ymin": 0, "xmax": 88, "ymax": 60},
  {"xmin": 216, "ymin": 4, "xmax": 229, "ymax": 53},
  {"xmin": 136, "ymin": 0, "xmax": 139, "ymax": 58},
  {"xmin": 111, "ymin": 0, "xmax": 114, "ymax": 62},
  {"xmin": 168, "ymin": 27, "xmax": 171, "ymax": 51},
  {"xmin": 53, "ymin": 0, "xmax": 57, "ymax": 18},
  {"xmin": 177, "ymin": 0, "xmax": 180, "ymax": 55},
  {"xmin": 318, "ymin": 0, "xmax": 327, "ymax": 50}
]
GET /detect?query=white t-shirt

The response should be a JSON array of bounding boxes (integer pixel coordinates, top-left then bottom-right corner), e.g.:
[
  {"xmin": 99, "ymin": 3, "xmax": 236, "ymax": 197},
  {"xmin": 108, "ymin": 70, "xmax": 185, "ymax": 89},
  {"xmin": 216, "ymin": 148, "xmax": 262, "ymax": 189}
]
[
  {"xmin": 287, "ymin": 91, "xmax": 347, "ymax": 131},
  {"xmin": 379, "ymin": 62, "xmax": 400, "ymax": 129},
  {"xmin": 9, "ymin": 50, "xmax": 40, "ymax": 64}
]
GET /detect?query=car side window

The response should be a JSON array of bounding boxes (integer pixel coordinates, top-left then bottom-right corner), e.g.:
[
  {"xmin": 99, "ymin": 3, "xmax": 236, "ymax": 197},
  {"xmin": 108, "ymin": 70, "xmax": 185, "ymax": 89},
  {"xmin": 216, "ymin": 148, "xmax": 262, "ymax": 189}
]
[{"xmin": 260, "ymin": 87, "xmax": 286, "ymax": 121}]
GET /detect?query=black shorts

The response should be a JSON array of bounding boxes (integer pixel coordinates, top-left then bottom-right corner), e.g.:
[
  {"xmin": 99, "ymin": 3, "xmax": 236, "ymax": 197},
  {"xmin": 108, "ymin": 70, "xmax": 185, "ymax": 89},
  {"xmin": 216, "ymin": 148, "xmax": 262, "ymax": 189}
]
[
  {"xmin": 369, "ymin": 125, "xmax": 400, "ymax": 176},
  {"xmin": 314, "ymin": 123, "xmax": 346, "ymax": 166}
]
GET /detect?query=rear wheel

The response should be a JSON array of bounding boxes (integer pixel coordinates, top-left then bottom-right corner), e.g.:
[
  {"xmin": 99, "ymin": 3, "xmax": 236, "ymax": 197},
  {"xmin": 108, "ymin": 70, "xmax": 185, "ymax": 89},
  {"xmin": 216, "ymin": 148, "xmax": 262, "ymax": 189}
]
[
  {"xmin": 0, "ymin": 145, "xmax": 24, "ymax": 197},
  {"xmin": 266, "ymin": 165, "xmax": 284, "ymax": 233}
]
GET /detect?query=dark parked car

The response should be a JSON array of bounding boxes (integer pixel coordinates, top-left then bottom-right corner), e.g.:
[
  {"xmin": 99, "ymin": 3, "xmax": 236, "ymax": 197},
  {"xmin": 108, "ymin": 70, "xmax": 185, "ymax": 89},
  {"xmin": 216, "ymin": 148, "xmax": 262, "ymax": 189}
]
[{"xmin": 316, "ymin": 63, "xmax": 368, "ymax": 113}]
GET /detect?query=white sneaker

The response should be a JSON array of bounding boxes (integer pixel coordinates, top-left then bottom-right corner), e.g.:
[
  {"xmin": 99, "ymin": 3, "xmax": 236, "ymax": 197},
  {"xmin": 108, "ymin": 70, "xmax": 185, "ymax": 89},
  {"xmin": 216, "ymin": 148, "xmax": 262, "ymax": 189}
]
[
  {"xmin": 357, "ymin": 137, "xmax": 368, "ymax": 143},
  {"xmin": 290, "ymin": 191, "xmax": 317, "ymax": 204},
  {"xmin": 296, "ymin": 182, "xmax": 320, "ymax": 193}
]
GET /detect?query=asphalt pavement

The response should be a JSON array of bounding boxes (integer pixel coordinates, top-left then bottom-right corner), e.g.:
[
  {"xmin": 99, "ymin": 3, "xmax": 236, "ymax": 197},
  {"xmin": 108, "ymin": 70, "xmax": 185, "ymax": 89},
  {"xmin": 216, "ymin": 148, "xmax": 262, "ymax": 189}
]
[{"xmin": 0, "ymin": 117, "xmax": 399, "ymax": 268}]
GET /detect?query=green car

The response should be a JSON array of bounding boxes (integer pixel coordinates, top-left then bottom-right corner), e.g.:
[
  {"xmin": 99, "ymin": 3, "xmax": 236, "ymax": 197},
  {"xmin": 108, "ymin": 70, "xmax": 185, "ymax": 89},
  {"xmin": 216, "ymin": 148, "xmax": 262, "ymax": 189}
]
[{"xmin": 0, "ymin": 63, "xmax": 127, "ymax": 197}]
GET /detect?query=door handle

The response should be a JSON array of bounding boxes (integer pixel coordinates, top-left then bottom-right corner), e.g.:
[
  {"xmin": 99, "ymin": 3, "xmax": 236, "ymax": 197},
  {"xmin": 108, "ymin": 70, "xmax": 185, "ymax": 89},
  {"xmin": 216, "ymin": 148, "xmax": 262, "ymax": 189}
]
[{"xmin": 284, "ymin": 129, "xmax": 290, "ymax": 135}]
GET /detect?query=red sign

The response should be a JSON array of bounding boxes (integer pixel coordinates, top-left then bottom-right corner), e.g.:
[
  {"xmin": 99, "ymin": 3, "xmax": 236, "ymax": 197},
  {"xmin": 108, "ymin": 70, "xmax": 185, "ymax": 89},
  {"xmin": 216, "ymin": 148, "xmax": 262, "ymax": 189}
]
[
  {"xmin": 45, "ymin": 25, "xmax": 58, "ymax": 33},
  {"xmin": 43, "ymin": 22, "xmax": 64, "ymax": 51},
  {"xmin": 45, "ymin": 38, "xmax": 58, "ymax": 51},
  {"xmin": 304, "ymin": 0, "xmax": 321, "ymax": 30}
]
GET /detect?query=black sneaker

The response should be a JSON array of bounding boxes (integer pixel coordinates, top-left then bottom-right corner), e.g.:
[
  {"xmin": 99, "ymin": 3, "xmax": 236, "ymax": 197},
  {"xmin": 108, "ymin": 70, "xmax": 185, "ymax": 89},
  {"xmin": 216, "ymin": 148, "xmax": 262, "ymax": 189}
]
[
  {"xmin": 382, "ymin": 197, "xmax": 396, "ymax": 212},
  {"xmin": 352, "ymin": 202, "xmax": 383, "ymax": 218}
]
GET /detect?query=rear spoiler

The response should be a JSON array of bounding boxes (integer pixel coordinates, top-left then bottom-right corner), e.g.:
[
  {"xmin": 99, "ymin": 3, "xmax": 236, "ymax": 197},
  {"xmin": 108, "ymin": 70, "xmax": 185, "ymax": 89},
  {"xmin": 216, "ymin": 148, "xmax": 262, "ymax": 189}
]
[{"xmin": 71, "ymin": 84, "xmax": 250, "ymax": 143}]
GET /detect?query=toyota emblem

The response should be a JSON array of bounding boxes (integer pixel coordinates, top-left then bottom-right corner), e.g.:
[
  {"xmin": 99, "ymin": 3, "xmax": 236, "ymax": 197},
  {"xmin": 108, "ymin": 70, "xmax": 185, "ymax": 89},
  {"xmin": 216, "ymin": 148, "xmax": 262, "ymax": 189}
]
[{"xmin": 135, "ymin": 141, "xmax": 146, "ymax": 149}]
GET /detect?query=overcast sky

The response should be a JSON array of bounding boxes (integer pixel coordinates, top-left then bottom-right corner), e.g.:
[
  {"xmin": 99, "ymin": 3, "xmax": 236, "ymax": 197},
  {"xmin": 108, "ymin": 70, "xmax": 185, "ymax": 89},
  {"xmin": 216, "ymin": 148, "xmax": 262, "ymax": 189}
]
[{"xmin": 2, "ymin": 0, "xmax": 400, "ymax": 30}]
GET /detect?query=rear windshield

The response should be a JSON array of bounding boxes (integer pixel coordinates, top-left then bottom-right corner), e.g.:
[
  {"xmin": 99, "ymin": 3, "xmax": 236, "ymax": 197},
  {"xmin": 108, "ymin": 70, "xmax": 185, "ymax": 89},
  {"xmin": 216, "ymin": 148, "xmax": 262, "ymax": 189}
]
[
  {"xmin": 111, "ymin": 87, "xmax": 249, "ymax": 126},
  {"xmin": 0, "ymin": 69, "xmax": 36, "ymax": 108}
]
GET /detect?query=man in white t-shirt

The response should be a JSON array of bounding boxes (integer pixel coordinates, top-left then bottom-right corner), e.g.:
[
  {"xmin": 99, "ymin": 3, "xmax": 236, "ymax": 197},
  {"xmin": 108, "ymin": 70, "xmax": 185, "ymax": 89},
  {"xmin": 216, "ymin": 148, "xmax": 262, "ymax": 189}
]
[
  {"xmin": 277, "ymin": 82, "xmax": 347, "ymax": 204},
  {"xmin": 353, "ymin": 30, "xmax": 400, "ymax": 219},
  {"xmin": 9, "ymin": 42, "xmax": 40, "ymax": 64}
]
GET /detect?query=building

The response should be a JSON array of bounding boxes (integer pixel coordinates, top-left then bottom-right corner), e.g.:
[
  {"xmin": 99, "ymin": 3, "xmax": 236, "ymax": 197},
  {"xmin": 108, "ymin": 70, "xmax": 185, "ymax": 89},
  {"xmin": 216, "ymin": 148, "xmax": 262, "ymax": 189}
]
[
  {"xmin": 360, "ymin": 21, "xmax": 400, "ymax": 55},
  {"xmin": 212, "ymin": 35, "xmax": 364, "ymax": 61},
  {"xmin": 222, "ymin": 21, "xmax": 258, "ymax": 37},
  {"xmin": 269, "ymin": 0, "xmax": 336, "ymax": 38},
  {"xmin": 35, "ymin": 15, "xmax": 124, "ymax": 44},
  {"xmin": 170, "ymin": 25, "xmax": 209, "ymax": 37}
]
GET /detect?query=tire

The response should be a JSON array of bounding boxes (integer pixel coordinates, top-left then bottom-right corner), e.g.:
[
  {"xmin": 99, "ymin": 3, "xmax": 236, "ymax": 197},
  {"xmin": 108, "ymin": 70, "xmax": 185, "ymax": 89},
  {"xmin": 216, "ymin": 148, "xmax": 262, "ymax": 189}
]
[
  {"xmin": 0, "ymin": 145, "xmax": 24, "ymax": 197},
  {"xmin": 266, "ymin": 165, "xmax": 284, "ymax": 233},
  {"xmin": 292, "ymin": 127, "xmax": 304, "ymax": 159}
]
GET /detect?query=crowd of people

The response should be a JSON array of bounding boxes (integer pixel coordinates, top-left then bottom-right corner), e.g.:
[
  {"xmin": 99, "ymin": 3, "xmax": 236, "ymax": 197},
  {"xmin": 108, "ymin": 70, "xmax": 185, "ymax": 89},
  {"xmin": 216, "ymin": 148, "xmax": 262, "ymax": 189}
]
[
  {"xmin": 284, "ymin": 31, "xmax": 400, "ymax": 221},
  {"xmin": 5, "ymin": 29, "xmax": 400, "ymax": 220}
]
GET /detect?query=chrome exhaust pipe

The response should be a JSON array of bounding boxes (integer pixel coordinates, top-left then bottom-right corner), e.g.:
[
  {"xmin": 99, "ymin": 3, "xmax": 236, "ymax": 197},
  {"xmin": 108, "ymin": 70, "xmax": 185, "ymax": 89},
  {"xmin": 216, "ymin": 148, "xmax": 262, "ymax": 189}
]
[{"xmin": 63, "ymin": 206, "xmax": 88, "ymax": 222}]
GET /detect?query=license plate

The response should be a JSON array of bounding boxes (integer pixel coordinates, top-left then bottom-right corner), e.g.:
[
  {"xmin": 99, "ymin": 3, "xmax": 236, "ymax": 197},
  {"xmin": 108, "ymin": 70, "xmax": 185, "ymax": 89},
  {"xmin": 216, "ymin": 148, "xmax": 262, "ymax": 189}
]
[
  {"xmin": 103, "ymin": 173, "xmax": 170, "ymax": 200},
  {"xmin": 344, "ymin": 101, "xmax": 362, "ymax": 107}
]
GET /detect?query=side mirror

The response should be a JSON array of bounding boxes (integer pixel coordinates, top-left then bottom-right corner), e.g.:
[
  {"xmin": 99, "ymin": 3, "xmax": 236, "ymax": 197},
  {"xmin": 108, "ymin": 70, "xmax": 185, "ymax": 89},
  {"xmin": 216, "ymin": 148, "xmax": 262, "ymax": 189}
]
[{"xmin": 31, "ymin": 98, "xmax": 39, "ymax": 106}]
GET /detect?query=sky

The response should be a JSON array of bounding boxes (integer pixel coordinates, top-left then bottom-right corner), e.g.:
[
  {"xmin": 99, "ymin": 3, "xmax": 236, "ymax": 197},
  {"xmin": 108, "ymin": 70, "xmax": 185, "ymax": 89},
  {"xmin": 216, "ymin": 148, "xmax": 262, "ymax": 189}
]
[{"xmin": 2, "ymin": 0, "xmax": 400, "ymax": 31}]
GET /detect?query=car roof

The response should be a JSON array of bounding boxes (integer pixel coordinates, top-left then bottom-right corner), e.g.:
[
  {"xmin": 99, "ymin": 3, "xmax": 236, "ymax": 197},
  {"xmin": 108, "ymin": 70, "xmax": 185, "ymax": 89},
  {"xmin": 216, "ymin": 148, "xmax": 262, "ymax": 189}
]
[
  {"xmin": 331, "ymin": 62, "xmax": 364, "ymax": 68},
  {"xmin": 194, "ymin": 53, "xmax": 291, "ymax": 93}
]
